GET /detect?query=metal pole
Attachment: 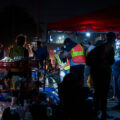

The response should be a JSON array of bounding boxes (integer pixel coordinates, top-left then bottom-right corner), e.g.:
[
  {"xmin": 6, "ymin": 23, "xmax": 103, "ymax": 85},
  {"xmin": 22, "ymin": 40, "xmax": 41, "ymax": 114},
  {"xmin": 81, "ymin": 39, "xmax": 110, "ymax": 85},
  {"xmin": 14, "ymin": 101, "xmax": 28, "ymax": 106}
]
[
  {"xmin": 43, "ymin": 25, "xmax": 48, "ymax": 91},
  {"xmin": 37, "ymin": 0, "xmax": 40, "ymax": 40}
]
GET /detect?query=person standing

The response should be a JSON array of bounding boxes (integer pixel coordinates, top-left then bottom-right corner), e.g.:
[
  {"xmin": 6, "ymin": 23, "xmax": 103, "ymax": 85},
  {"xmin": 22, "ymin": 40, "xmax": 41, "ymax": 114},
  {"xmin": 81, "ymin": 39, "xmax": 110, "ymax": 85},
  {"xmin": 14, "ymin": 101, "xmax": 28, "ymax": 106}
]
[
  {"xmin": 112, "ymin": 49, "xmax": 120, "ymax": 110},
  {"xmin": 9, "ymin": 34, "xmax": 29, "ymax": 106},
  {"xmin": 33, "ymin": 41, "xmax": 48, "ymax": 69},
  {"xmin": 86, "ymin": 32, "xmax": 116, "ymax": 120},
  {"xmin": 61, "ymin": 38, "xmax": 86, "ymax": 87}
]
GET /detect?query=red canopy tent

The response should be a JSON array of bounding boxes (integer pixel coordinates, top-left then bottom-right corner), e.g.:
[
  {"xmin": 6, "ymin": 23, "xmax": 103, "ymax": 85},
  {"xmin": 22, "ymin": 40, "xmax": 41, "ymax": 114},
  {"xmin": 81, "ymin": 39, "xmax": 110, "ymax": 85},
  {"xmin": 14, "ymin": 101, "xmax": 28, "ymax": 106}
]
[{"xmin": 48, "ymin": 6, "xmax": 120, "ymax": 32}]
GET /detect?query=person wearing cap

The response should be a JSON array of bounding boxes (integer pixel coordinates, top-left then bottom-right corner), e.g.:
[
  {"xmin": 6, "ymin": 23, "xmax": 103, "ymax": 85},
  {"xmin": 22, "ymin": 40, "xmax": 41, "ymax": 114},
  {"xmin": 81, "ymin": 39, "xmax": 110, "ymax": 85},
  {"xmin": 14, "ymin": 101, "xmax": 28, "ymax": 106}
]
[
  {"xmin": 86, "ymin": 32, "xmax": 116, "ymax": 120},
  {"xmin": 61, "ymin": 38, "xmax": 86, "ymax": 87},
  {"xmin": 55, "ymin": 47, "xmax": 70, "ymax": 82}
]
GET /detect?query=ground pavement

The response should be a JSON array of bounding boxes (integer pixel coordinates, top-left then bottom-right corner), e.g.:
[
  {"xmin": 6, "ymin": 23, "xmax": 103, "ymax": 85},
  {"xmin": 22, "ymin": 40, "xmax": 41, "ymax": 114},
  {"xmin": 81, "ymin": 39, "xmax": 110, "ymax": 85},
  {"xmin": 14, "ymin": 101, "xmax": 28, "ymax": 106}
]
[{"xmin": 107, "ymin": 99, "xmax": 120, "ymax": 120}]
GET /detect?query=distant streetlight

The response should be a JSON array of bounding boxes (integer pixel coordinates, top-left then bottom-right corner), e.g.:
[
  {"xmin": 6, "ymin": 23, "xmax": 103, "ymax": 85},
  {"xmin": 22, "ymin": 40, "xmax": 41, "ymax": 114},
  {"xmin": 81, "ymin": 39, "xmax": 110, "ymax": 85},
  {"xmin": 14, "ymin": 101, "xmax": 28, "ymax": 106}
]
[{"xmin": 86, "ymin": 32, "xmax": 91, "ymax": 37}]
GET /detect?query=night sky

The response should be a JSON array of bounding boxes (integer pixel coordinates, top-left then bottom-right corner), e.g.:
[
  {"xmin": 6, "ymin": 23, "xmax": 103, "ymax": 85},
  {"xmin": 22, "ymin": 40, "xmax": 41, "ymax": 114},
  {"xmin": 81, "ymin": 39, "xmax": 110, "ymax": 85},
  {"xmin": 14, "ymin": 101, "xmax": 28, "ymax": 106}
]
[
  {"xmin": 39, "ymin": 0, "xmax": 120, "ymax": 23},
  {"xmin": 0, "ymin": 0, "xmax": 119, "ymax": 47},
  {"xmin": 1, "ymin": 0, "xmax": 120, "ymax": 23}
]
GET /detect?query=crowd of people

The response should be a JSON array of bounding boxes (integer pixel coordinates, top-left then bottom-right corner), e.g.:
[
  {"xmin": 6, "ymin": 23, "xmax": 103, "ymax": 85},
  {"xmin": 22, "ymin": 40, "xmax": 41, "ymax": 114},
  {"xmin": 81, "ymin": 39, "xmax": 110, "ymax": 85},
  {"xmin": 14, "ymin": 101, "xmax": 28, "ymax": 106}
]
[{"xmin": 0, "ymin": 32, "xmax": 120, "ymax": 120}]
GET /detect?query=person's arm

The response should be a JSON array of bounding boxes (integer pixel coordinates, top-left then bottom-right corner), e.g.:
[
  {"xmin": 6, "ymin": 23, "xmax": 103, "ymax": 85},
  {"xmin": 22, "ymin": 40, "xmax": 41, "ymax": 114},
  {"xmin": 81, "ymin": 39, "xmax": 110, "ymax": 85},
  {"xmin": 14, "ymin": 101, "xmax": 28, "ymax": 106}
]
[
  {"xmin": 59, "ymin": 63, "xmax": 68, "ymax": 70},
  {"xmin": 61, "ymin": 51, "xmax": 71, "ymax": 58}
]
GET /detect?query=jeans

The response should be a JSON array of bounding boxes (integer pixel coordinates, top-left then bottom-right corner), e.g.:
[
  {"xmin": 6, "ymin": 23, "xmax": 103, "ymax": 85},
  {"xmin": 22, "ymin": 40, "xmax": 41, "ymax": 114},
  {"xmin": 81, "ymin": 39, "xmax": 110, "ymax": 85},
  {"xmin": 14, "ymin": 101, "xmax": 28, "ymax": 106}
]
[
  {"xmin": 84, "ymin": 66, "xmax": 90, "ymax": 87},
  {"xmin": 114, "ymin": 73, "xmax": 120, "ymax": 105},
  {"xmin": 70, "ymin": 65, "xmax": 85, "ymax": 87}
]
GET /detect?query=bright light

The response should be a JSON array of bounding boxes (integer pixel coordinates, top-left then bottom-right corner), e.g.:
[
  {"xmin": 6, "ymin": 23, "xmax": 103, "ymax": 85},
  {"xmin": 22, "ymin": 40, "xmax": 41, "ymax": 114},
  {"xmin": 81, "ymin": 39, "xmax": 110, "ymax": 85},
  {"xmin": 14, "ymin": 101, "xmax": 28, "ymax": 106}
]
[
  {"xmin": 50, "ymin": 39, "xmax": 53, "ymax": 42},
  {"xmin": 50, "ymin": 35, "xmax": 53, "ymax": 42},
  {"xmin": 53, "ymin": 50, "xmax": 56, "ymax": 53},
  {"xmin": 58, "ymin": 36, "xmax": 62, "ymax": 40},
  {"xmin": 60, "ymin": 71, "xmax": 65, "ymax": 77},
  {"xmin": 86, "ymin": 32, "xmax": 91, "ymax": 37}
]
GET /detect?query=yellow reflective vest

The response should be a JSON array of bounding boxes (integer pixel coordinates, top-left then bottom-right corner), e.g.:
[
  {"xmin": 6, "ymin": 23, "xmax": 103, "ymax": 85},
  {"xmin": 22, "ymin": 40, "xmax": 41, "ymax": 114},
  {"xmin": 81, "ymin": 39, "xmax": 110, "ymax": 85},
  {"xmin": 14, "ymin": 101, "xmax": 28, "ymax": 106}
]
[{"xmin": 55, "ymin": 54, "xmax": 70, "ymax": 70}]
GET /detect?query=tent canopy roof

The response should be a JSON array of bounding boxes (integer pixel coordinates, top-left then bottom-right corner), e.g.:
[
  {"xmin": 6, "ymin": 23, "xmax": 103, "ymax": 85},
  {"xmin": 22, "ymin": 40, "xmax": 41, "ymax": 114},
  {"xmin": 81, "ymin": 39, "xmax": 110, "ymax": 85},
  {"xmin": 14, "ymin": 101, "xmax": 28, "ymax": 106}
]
[{"xmin": 48, "ymin": 6, "xmax": 120, "ymax": 32}]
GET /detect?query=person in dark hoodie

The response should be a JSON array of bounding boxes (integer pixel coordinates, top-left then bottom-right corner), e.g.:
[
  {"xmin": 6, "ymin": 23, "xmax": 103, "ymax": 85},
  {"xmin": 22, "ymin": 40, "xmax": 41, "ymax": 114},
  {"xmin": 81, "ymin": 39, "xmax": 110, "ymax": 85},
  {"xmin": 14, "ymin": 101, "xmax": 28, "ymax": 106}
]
[{"xmin": 86, "ymin": 32, "xmax": 116, "ymax": 120}]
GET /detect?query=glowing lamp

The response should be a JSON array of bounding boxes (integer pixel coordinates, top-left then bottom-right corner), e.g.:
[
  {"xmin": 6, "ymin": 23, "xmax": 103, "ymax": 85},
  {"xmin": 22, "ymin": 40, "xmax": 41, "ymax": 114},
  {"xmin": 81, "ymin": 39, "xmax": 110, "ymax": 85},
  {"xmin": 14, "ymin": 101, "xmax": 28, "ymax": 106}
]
[{"xmin": 86, "ymin": 32, "xmax": 91, "ymax": 37}]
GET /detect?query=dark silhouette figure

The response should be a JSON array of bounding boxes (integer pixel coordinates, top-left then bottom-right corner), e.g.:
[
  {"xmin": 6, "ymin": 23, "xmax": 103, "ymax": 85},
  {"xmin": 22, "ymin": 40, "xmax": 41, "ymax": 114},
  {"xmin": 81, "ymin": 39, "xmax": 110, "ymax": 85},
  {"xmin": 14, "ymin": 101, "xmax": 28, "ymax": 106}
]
[
  {"xmin": 58, "ymin": 73, "xmax": 93, "ymax": 120},
  {"xmin": 0, "ymin": 6, "xmax": 39, "ymax": 48},
  {"xmin": 1, "ymin": 107, "xmax": 20, "ymax": 120},
  {"xmin": 0, "ymin": 43, "xmax": 4, "ymax": 59},
  {"xmin": 9, "ymin": 34, "xmax": 29, "ymax": 59},
  {"xmin": 86, "ymin": 32, "xmax": 116, "ymax": 120}
]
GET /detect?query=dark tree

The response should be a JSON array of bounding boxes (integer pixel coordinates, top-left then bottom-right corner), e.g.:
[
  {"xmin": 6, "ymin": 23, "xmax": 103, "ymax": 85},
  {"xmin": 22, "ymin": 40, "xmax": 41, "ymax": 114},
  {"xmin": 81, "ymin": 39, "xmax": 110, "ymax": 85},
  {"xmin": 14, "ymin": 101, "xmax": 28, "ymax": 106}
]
[{"xmin": 0, "ymin": 5, "xmax": 42, "ymax": 48}]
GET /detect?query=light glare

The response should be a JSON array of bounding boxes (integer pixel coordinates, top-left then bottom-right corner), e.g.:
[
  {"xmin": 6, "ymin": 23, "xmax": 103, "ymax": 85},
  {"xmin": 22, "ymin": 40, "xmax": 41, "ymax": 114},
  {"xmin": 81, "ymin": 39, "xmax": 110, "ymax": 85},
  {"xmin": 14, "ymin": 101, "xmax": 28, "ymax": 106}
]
[{"xmin": 86, "ymin": 32, "xmax": 91, "ymax": 37}]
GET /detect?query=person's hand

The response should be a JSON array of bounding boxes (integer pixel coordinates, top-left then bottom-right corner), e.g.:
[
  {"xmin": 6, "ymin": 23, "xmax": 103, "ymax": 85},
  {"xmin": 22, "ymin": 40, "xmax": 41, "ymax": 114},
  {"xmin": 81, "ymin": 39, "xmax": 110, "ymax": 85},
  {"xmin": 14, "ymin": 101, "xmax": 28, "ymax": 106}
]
[
  {"xmin": 24, "ymin": 35, "xmax": 27, "ymax": 41},
  {"xmin": 59, "ymin": 65, "xmax": 64, "ymax": 70}
]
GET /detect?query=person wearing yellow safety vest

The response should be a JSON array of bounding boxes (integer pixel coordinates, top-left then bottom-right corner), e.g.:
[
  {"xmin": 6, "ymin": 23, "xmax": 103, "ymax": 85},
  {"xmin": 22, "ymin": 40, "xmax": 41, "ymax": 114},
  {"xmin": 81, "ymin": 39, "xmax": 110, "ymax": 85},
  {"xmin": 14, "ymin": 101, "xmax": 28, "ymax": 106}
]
[
  {"xmin": 55, "ymin": 47, "xmax": 70, "ymax": 82},
  {"xmin": 61, "ymin": 38, "xmax": 86, "ymax": 87}
]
